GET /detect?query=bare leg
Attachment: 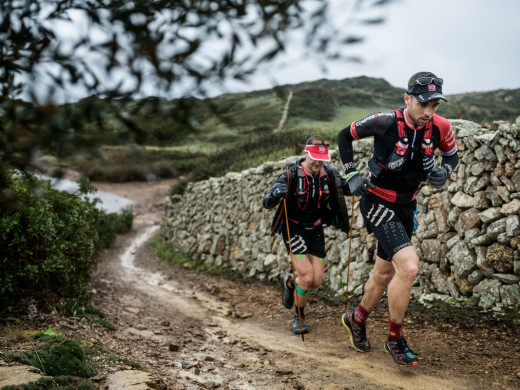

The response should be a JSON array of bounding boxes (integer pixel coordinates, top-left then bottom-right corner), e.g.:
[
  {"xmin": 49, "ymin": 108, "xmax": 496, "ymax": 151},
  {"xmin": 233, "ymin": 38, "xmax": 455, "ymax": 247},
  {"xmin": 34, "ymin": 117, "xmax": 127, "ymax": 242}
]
[
  {"xmin": 387, "ymin": 246, "xmax": 419, "ymax": 323},
  {"xmin": 359, "ymin": 256, "xmax": 395, "ymax": 312},
  {"xmin": 291, "ymin": 254, "xmax": 324, "ymax": 308}
]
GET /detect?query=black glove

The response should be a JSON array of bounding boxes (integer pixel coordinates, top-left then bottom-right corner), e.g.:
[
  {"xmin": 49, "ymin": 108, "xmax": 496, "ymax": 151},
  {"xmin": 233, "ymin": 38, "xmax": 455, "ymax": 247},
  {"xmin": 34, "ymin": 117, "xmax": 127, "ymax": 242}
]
[
  {"xmin": 427, "ymin": 167, "xmax": 448, "ymax": 188},
  {"xmin": 347, "ymin": 173, "xmax": 375, "ymax": 196},
  {"xmin": 272, "ymin": 182, "xmax": 287, "ymax": 199}
]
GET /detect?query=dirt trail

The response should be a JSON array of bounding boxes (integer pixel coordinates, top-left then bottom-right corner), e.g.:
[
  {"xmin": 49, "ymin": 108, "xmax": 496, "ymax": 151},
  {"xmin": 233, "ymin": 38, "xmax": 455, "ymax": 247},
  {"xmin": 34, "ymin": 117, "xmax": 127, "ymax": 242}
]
[
  {"xmin": 117, "ymin": 226, "xmax": 456, "ymax": 390},
  {"xmin": 4, "ymin": 178, "xmax": 517, "ymax": 389},
  {"xmin": 83, "ymin": 179, "xmax": 520, "ymax": 390}
]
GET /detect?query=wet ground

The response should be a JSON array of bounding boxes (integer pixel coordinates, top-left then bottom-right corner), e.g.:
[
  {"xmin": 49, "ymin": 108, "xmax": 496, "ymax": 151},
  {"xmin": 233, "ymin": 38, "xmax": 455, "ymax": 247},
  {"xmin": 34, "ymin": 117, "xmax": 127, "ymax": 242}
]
[{"xmin": 2, "ymin": 178, "xmax": 519, "ymax": 389}]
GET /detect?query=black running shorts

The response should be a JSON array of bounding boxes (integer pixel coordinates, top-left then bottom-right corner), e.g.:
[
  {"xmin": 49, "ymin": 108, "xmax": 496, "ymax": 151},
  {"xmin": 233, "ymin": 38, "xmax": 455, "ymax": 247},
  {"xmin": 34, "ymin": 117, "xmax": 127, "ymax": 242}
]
[
  {"xmin": 360, "ymin": 194, "xmax": 415, "ymax": 261},
  {"xmin": 281, "ymin": 222, "xmax": 326, "ymax": 259}
]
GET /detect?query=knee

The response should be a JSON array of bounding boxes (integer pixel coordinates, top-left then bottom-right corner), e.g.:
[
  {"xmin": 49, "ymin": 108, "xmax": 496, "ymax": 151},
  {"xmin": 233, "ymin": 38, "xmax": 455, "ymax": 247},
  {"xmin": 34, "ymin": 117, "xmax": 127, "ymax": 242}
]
[
  {"xmin": 309, "ymin": 275, "xmax": 324, "ymax": 289},
  {"xmin": 408, "ymin": 253, "xmax": 419, "ymax": 275},
  {"xmin": 399, "ymin": 256, "xmax": 419, "ymax": 282},
  {"xmin": 374, "ymin": 268, "xmax": 394, "ymax": 285},
  {"xmin": 298, "ymin": 274, "xmax": 314, "ymax": 290}
]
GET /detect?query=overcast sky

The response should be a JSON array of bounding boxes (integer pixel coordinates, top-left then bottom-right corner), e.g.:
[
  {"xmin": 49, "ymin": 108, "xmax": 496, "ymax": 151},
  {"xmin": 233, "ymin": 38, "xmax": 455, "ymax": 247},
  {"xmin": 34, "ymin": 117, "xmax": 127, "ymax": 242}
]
[
  {"xmin": 215, "ymin": 0, "xmax": 520, "ymax": 97},
  {"xmin": 23, "ymin": 0, "xmax": 520, "ymax": 102}
]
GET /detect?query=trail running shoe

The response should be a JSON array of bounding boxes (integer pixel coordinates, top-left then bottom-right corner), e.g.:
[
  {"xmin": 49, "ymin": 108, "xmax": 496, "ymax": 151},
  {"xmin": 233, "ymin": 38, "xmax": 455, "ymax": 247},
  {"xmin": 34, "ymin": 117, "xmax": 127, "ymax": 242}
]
[
  {"xmin": 384, "ymin": 337, "xmax": 419, "ymax": 367},
  {"xmin": 292, "ymin": 316, "xmax": 309, "ymax": 335},
  {"xmin": 280, "ymin": 274, "xmax": 294, "ymax": 309},
  {"xmin": 341, "ymin": 313, "xmax": 371, "ymax": 352}
]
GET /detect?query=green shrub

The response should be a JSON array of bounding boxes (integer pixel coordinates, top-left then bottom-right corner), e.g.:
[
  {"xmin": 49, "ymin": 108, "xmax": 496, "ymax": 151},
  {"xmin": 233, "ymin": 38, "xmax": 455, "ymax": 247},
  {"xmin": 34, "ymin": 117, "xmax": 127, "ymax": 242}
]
[
  {"xmin": 95, "ymin": 210, "xmax": 133, "ymax": 248},
  {"xmin": 149, "ymin": 235, "xmax": 193, "ymax": 266},
  {"xmin": 64, "ymin": 146, "xmax": 183, "ymax": 182},
  {"xmin": 0, "ymin": 170, "xmax": 132, "ymax": 316},
  {"xmin": 289, "ymin": 87, "xmax": 337, "ymax": 121},
  {"xmin": 1, "ymin": 377, "xmax": 96, "ymax": 390}
]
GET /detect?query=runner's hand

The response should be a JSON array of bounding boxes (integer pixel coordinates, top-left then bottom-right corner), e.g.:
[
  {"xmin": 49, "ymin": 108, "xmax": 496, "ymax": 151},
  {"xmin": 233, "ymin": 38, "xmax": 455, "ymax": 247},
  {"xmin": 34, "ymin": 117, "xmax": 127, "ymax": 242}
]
[
  {"xmin": 272, "ymin": 182, "xmax": 287, "ymax": 199},
  {"xmin": 347, "ymin": 173, "xmax": 375, "ymax": 196},
  {"xmin": 427, "ymin": 167, "xmax": 448, "ymax": 188}
]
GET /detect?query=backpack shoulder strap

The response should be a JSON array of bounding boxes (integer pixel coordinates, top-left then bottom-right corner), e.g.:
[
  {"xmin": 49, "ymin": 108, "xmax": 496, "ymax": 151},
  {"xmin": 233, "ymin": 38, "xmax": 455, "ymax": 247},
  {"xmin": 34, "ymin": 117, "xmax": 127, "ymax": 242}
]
[
  {"xmin": 285, "ymin": 159, "xmax": 301, "ymax": 196},
  {"xmin": 320, "ymin": 166, "xmax": 329, "ymax": 181},
  {"xmin": 394, "ymin": 109, "xmax": 406, "ymax": 138}
]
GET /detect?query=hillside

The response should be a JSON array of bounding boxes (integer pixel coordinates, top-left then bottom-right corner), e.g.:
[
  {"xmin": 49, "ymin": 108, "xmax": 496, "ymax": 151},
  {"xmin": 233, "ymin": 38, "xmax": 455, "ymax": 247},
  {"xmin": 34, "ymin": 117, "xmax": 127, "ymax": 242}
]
[
  {"xmin": 39, "ymin": 77, "xmax": 520, "ymax": 188},
  {"xmin": 439, "ymin": 88, "xmax": 520, "ymax": 123},
  {"xmin": 70, "ymin": 76, "xmax": 520, "ymax": 143}
]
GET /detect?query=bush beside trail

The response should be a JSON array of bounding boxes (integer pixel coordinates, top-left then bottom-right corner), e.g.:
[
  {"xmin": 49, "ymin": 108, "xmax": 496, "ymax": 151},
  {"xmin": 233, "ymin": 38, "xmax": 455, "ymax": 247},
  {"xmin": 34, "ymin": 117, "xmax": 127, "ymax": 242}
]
[{"xmin": 0, "ymin": 170, "xmax": 133, "ymax": 318}]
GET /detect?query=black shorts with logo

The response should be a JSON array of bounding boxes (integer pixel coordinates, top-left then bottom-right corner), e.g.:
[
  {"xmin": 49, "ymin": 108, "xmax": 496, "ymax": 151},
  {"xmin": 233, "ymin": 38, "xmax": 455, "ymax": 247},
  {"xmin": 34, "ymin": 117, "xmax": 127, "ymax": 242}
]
[
  {"xmin": 281, "ymin": 222, "xmax": 326, "ymax": 259},
  {"xmin": 360, "ymin": 194, "xmax": 415, "ymax": 261}
]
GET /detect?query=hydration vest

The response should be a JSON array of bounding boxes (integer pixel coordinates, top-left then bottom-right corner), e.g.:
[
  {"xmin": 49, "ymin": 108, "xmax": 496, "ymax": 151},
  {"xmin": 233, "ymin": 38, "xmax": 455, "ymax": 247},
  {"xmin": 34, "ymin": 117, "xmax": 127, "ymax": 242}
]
[
  {"xmin": 269, "ymin": 159, "xmax": 350, "ymax": 236},
  {"xmin": 368, "ymin": 109, "xmax": 433, "ymax": 178},
  {"xmin": 295, "ymin": 163, "xmax": 330, "ymax": 212}
]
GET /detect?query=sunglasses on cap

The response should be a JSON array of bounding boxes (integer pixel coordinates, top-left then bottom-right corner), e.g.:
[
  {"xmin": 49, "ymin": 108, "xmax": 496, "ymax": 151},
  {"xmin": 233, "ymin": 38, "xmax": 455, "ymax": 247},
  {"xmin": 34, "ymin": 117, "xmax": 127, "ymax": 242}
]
[
  {"xmin": 307, "ymin": 140, "xmax": 330, "ymax": 147},
  {"xmin": 409, "ymin": 77, "xmax": 443, "ymax": 87}
]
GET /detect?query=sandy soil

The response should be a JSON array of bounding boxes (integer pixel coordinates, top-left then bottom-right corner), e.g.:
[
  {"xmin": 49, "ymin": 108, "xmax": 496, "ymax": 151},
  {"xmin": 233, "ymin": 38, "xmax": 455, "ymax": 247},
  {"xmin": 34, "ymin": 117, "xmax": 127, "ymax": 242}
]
[{"xmin": 3, "ymin": 179, "xmax": 520, "ymax": 389}]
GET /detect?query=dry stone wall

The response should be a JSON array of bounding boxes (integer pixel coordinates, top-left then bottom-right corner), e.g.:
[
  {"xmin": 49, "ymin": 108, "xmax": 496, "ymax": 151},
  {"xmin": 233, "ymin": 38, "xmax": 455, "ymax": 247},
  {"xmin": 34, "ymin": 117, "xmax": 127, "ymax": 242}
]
[{"xmin": 161, "ymin": 116, "xmax": 520, "ymax": 311}]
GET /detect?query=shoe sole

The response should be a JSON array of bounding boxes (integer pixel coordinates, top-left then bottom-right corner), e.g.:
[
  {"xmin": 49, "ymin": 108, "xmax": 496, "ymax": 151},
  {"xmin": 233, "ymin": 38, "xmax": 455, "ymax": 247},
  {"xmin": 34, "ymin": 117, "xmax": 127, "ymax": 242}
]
[
  {"xmin": 384, "ymin": 343, "xmax": 418, "ymax": 368},
  {"xmin": 280, "ymin": 276, "xmax": 294, "ymax": 309},
  {"xmin": 341, "ymin": 314, "xmax": 370, "ymax": 353}
]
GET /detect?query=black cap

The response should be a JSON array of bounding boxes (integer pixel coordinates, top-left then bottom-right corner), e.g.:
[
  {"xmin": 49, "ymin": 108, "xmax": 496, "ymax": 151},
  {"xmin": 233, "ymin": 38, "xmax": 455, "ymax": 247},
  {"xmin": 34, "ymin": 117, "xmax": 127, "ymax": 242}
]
[{"xmin": 407, "ymin": 83, "xmax": 447, "ymax": 103}]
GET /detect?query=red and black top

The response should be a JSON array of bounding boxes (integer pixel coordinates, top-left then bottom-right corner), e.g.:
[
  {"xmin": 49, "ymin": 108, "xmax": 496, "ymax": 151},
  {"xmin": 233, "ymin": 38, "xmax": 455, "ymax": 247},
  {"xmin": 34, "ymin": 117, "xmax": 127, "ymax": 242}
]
[{"xmin": 338, "ymin": 108, "xmax": 458, "ymax": 204}]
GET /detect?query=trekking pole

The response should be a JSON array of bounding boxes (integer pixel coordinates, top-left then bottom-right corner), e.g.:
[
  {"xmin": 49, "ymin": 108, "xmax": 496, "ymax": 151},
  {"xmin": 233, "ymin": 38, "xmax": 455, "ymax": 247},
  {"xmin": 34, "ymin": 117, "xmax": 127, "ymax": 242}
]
[
  {"xmin": 283, "ymin": 198, "xmax": 304, "ymax": 342},
  {"xmin": 345, "ymin": 195, "xmax": 356, "ymax": 311}
]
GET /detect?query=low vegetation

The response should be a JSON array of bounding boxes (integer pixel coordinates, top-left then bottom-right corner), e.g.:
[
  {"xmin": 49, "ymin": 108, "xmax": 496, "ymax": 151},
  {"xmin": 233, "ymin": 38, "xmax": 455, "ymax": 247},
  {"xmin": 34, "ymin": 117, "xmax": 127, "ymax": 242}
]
[
  {"xmin": 1, "ymin": 326, "xmax": 138, "ymax": 389},
  {"xmin": 5, "ymin": 328, "xmax": 98, "ymax": 379},
  {"xmin": 0, "ymin": 170, "xmax": 133, "ymax": 318},
  {"xmin": 58, "ymin": 300, "xmax": 116, "ymax": 331},
  {"xmin": 150, "ymin": 235, "xmax": 242, "ymax": 280}
]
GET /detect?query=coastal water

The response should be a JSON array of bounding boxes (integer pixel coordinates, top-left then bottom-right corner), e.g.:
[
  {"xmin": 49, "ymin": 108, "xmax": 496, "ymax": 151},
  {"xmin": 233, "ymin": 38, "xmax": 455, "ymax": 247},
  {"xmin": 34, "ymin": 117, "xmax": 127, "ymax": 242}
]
[{"xmin": 39, "ymin": 175, "xmax": 133, "ymax": 214}]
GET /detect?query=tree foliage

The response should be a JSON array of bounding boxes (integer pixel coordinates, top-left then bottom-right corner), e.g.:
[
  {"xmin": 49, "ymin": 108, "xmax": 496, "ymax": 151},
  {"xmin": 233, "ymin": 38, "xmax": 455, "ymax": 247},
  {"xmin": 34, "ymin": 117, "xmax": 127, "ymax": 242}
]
[
  {"xmin": 1, "ymin": 0, "xmax": 374, "ymax": 101},
  {"xmin": 0, "ymin": 1, "xmax": 393, "ymax": 184}
]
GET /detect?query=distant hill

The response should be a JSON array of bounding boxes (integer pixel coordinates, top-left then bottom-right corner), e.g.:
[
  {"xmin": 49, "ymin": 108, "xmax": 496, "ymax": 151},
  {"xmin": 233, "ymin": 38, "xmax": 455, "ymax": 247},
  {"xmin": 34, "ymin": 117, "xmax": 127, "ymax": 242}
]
[
  {"xmin": 216, "ymin": 76, "xmax": 520, "ymax": 125},
  {"xmin": 439, "ymin": 88, "xmax": 520, "ymax": 123},
  {"xmin": 68, "ymin": 76, "xmax": 520, "ymax": 148},
  {"xmin": 44, "ymin": 76, "xmax": 520, "ymax": 188}
]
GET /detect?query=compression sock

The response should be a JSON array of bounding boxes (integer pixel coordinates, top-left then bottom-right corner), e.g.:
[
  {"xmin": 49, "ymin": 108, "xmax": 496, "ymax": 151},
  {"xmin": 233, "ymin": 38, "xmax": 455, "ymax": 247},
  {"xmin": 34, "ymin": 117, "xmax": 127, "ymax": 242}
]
[
  {"xmin": 353, "ymin": 305, "xmax": 369, "ymax": 326},
  {"xmin": 388, "ymin": 318, "xmax": 404, "ymax": 340},
  {"xmin": 295, "ymin": 306, "xmax": 305, "ymax": 318}
]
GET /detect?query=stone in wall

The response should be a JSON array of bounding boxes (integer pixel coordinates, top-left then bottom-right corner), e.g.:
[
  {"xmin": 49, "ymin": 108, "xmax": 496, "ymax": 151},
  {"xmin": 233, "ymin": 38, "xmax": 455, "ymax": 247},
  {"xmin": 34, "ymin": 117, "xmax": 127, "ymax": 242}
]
[{"xmin": 486, "ymin": 242, "xmax": 515, "ymax": 273}]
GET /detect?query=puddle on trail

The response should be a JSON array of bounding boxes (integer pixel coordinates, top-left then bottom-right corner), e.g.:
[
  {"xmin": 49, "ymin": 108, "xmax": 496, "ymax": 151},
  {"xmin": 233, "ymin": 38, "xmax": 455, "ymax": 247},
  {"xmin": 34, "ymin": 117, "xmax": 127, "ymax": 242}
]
[{"xmin": 119, "ymin": 225, "xmax": 230, "ymax": 318}]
